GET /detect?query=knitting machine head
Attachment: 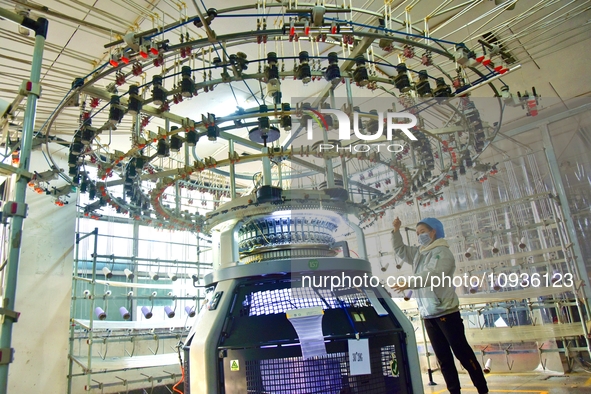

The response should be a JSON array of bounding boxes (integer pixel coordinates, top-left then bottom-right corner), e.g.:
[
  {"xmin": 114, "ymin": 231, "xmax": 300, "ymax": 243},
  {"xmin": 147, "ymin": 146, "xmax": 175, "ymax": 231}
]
[{"xmin": 183, "ymin": 185, "xmax": 424, "ymax": 394}]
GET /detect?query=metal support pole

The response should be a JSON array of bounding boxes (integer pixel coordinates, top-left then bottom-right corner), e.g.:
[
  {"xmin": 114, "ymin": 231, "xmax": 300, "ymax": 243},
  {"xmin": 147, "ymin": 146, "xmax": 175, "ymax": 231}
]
[
  {"xmin": 340, "ymin": 156, "xmax": 350, "ymax": 198},
  {"xmin": 0, "ymin": 15, "xmax": 47, "ymax": 392},
  {"xmin": 323, "ymin": 134, "xmax": 335, "ymax": 187},
  {"xmin": 348, "ymin": 222, "xmax": 368, "ymax": 260},
  {"xmin": 86, "ymin": 229, "xmax": 99, "ymax": 391},
  {"xmin": 548, "ymin": 186, "xmax": 591, "ymax": 356},
  {"xmin": 330, "ymin": 88, "xmax": 344, "ymax": 192},
  {"xmin": 345, "ymin": 78, "xmax": 354, "ymax": 112},
  {"xmin": 67, "ymin": 213, "xmax": 83, "ymax": 394},
  {"xmin": 262, "ymin": 147, "xmax": 272, "ymax": 186},
  {"xmin": 195, "ymin": 233, "xmax": 201, "ymax": 308},
  {"xmin": 541, "ymin": 123, "xmax": 591, "ymax": 357},
  {"xmin": 131, "ymin": 221, "xmax": 139, "ymax": 318},
  {"xmin": 175, "ymin": 182, "xmax": 181, "ymax": 214},
  {"xmin": 184, "ymin": 133, "xmax": 190, "ymax": 166},
  {"xmin": 438, "ymin": 141, "xmax": 445, "ymax": 170},
  {"xmin": 277, "ymin": 161, "xmax": 283, "ymax": 189},
  {"xmin": 134, "ymin": 113, "xmax": 141, "ymax": 144},
  {"xmin": 232, "ymin": 220, "xmax": 244, "ymax": 264},
  {"xmin": 322, "ymin": 88, "xmax": 337, "ymax": 188},
  {"xmin": 281, "ymin": 125, "xmax": 304, "ymax": 150},
  {"xmin": 229, "ymin": 139, "xmax": 236, "ymax": 198},
  {"xmin": 541, "ymin": 124, "xmax": 591, "ymax": 294},
  {"xmin": 391, "ymin": 150, "xmax": 399, "ymax": 187}
]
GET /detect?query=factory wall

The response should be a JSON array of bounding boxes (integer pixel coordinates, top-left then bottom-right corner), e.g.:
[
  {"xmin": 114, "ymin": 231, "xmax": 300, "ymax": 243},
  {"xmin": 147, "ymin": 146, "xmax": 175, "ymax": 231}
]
[{"xmin": 8, "ymin": 151, "xmax": 75, "ymax": 393}]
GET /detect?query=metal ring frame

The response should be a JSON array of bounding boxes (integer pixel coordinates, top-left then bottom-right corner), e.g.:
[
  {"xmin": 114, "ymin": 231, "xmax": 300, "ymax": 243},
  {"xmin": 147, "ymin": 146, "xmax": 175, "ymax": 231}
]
[{"xmin": 39, "ymin": 2, "xmax": 510, "ymax": 233}]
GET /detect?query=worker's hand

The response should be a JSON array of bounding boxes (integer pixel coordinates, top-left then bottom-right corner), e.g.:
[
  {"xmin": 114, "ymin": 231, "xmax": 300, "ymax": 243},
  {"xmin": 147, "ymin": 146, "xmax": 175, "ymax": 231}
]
[
  {"xmin": 390, "ymin": 282, "xmax": 409, "ymax": 293},
  {"xmin": 392, "ymin": 217, "xmax": 402, "ymax": 232}
]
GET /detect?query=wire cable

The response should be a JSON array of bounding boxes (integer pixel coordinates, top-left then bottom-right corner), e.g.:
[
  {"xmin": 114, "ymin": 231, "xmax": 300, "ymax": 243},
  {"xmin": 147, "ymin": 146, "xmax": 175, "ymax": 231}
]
[{"xmin": 172, "ymin": 340, "xmax": 185, "ymax": 393}]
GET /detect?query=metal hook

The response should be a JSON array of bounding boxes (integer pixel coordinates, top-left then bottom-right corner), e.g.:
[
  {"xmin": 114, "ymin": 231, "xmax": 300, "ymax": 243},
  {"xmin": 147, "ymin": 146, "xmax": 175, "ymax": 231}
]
[
  {"xmin": 124, "ymin": 335, "xmax": 136, "ymax": 357},
  {"xmin": 537, "ymin": 342, "xmax": 547, "ymax": 370},
  {"xmin": 91, "ymin": 379, "xmax": 104, "ymax": 393},
  {"xmin": 480, "ymin": 345, "xmax": 490, "ymax": 367},
  {"xmin": 564, "ymin": 340, "xmax": 574, "ymax": 372},
  {"xmin": 173, "ymin": 295, "xmax": 178, "ymax": 314},
  {"xmin": 140, "ymin": 373, "xmax": 154, "ymax": 393},
  {"xmin": 148, "ymin": 292, "xmax": 156, "ymax": 316},
  {"xmin": 163, "ymin": 370, "xmax": 177, "ymax": 382},
  {"xmin": 109, "ymin": 253, "xmax": 115, "ymax": 273},
  {"xmin": 97, "ymin": 330, "xmax": 111, "ymax": 360},
  {"xmin": 97, "ymin": 337, "xmax": 108, "ymax": 360},
  {"xmin": 115, "ymin": 376, "xmax": 129, "ymax": 394},
  {"xmin": 148, "ymin": 334, "xmax": 159, "ymax": 355},
  {"xmin": 504, "ymin": 344, "xmax": 514, "ymax": 371},
  {"xmin": 527, "ymin": 302, "xmax": 537, "ymax": 326},
  {"xmin": 477, "ymin": 308, "xmax": 485, "ymax": 330},
  {"xmin": 162, "ymin": 370, "xmax": 177, "ymax": 393}
]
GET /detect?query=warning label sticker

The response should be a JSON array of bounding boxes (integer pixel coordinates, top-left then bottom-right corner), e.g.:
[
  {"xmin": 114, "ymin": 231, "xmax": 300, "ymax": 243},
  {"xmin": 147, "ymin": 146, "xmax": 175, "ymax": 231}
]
[{"xmin": 230, "ymin": 360, "xmax": 240, "ymax": 372}]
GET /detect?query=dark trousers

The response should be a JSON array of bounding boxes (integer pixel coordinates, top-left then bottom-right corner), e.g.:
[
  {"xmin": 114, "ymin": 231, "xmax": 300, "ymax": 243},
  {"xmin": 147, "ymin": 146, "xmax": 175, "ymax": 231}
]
[{"xmin": 424, "ymin": 311, "xmax": 488, "ymax": 394}]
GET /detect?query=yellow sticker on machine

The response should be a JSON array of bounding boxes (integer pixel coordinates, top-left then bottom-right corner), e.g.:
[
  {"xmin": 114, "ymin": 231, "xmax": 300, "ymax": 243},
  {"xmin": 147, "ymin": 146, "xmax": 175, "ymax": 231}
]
[{"xmin": 230, "ymin": 360, "xmax": 240, "ymax": 371}]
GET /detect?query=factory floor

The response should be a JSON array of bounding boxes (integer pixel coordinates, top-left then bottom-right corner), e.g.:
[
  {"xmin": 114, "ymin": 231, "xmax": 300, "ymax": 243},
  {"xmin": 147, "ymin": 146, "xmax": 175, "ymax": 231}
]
[{"xmin": 422, "ymin": 371, "xmax": 591, "ymax": 393}]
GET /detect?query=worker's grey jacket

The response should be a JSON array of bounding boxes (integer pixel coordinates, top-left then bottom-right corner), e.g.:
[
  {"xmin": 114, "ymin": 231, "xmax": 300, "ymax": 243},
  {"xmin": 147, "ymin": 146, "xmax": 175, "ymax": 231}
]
[{"xmin": 391, "ymin": 230, "xmax": 459, "ymax": 318}]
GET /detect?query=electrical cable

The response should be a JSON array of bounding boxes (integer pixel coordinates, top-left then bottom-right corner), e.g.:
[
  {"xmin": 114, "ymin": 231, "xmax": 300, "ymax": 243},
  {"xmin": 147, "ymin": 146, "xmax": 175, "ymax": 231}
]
[
  {"xmin": 228, "ymin": 83, "xmax": 239, "ymax": 106},
  {"xmin": 172, "ymin": 340, "xmax": 185, "ymax": 393},
  {"xmin": 252, "ymin": 171, "xmax": 261, "ymax": 188},
  {"xmin": 307, "ymin": 109, "xmax": 329, "ymax": 131}
]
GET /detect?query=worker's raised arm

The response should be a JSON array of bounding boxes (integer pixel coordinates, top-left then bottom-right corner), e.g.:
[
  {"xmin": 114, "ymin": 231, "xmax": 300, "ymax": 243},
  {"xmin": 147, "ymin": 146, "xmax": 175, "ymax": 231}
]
[{"xmin": 391, "ymin": 217, "xmax": 419, "ymax": 265}]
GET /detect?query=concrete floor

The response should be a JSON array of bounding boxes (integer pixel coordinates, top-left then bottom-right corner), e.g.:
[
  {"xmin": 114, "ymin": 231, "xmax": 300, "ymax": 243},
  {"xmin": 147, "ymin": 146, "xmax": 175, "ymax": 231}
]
[{"xmin": 422, "ymin": 371, "xmax": 591, "ymax": 394}]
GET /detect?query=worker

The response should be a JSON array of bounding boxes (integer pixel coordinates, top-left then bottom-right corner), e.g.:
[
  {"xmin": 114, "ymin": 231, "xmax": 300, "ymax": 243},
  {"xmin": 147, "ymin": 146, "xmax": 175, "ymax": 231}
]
[{"xmin": 390, "ymin": 216, "xmax": 488, "ymax": 394}]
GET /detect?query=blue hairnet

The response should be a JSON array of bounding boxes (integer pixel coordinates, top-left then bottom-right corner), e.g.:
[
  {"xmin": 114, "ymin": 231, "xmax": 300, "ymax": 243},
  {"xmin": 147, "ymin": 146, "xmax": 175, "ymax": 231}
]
[{"xmin": 417, "ymin": 217, "xmax": 445, "ymax": 239}]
